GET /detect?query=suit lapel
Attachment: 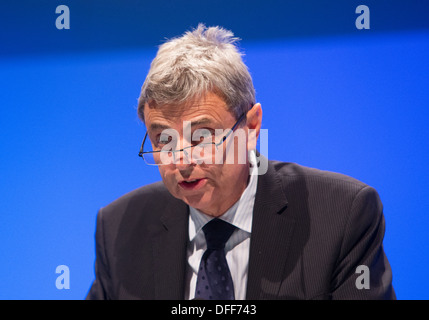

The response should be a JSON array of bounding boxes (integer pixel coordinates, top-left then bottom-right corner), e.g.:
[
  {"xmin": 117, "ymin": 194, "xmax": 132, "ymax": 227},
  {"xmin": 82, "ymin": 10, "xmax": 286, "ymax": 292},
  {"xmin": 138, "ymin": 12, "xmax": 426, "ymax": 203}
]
[
  {"xmin": 246, "ymin": 160, "xmax": 296, "ymax": 299},
  {"xmin": 151, "ymin": 197, "xmax": 189, "ymax": 299}
]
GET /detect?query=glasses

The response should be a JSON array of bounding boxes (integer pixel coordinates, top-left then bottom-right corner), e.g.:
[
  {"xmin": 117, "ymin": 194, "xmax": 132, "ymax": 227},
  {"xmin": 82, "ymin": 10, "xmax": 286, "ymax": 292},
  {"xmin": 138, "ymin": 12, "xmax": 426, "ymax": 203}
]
[{"xmin": 138, "ymin": 111, "xmax": 248, "ymax": 166}]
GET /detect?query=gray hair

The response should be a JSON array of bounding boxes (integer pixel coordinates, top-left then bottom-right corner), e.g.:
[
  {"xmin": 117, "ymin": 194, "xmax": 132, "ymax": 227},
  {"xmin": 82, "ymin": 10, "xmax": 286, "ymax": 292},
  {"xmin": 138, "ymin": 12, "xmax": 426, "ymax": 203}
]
[{"xmin": 137, "ymin": 23, "xmax": 256, "ymax": 122}]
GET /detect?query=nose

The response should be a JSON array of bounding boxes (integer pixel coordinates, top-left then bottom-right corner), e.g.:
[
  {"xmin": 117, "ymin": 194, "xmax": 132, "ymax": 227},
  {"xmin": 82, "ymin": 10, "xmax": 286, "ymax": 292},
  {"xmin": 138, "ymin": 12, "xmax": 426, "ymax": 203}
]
[
  {"xmin": 173, "ymin": 145, "xmax": 198, "ymax": 167},
  {"xmin": 174, "ymin": 147, "xmax": 189, "ymax": 164},
  {"xmin": 174, "ymin": 149, "xmax": 197, "ymax": 176}
]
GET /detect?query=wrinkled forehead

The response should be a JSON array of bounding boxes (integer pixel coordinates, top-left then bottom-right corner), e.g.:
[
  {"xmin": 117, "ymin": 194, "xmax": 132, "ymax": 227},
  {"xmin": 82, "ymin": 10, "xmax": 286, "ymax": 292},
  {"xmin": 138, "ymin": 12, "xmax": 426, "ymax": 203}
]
[{"xmin": 143, "ymin": 92, "xmax": 232, "ymax": 127}]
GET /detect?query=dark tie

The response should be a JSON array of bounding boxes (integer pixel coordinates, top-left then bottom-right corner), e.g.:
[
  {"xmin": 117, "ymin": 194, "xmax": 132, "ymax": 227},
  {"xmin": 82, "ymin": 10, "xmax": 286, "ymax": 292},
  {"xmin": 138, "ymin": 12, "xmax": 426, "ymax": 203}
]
[{"xmin": 195, "ymin": 218, "xmax": 236, "ymax": 300}]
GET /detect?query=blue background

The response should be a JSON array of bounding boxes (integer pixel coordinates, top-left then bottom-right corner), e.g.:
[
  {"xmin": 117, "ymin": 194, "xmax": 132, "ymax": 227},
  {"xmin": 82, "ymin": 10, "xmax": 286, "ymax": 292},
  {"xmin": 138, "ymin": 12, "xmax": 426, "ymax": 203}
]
[{"xmin": 0, "ymin": 0, "xmax": 428, "ymax": 299}]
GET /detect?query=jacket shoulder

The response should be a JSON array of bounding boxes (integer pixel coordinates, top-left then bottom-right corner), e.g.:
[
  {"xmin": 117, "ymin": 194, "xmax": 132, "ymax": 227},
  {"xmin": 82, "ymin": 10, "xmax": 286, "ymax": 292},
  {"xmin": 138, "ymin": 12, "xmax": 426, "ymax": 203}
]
[
  {"xmin": 102, "ymin": 181, "xmax": 170, "ymax": 210},
  {"xmin": 97, "ymin": 181, "xmax": 180, "ymax": 226},
  {"xmin": 269, "ymin": 160, "xmax": 368, "ymax": 191}
]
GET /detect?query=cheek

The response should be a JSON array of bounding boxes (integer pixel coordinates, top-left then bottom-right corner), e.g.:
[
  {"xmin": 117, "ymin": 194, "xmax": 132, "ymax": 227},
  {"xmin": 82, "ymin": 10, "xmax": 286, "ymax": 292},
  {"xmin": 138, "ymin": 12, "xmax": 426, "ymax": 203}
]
[
  {"xmin": 208, "ymin": 164, "xmax": 238, "ymax": 188},
  {"xmin": 158, "ymin": 167, "xmax": 178, "ymax": 190},
  {"xmin": 222, "ymin": 164, "xmax": 249, "ymax": 188}
]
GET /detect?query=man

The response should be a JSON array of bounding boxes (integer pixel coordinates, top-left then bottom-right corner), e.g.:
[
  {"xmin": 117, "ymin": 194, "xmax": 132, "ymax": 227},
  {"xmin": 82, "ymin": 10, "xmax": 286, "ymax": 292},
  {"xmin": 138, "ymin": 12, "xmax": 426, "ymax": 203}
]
[{"xmin": 86, "ymin": 24, "xmax": 395, "ymax": 300}]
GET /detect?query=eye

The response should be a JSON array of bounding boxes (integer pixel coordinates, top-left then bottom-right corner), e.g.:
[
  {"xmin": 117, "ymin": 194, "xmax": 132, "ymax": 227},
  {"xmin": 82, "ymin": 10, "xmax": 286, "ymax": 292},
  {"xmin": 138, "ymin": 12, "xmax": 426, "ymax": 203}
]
[
  {"xmin": 156, "ymin": 132, "xmax": 174, "ymax": 147},
  {"xmin": 159, "ymin": 134, "xmax": 171, "ymax": 144},
  {"xmin": 200, "ymin": 129, "xmax": 213, "ymax": 139},
  {"xmin": 192, "ymin": 128, "xmax": 214, "ymax": 145}
]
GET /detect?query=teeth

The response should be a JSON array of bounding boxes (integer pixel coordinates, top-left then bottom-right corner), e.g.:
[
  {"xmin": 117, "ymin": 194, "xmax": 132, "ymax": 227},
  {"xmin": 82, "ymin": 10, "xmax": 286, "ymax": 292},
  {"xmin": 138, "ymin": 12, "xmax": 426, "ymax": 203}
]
[{"xmin": 185, "ymin": 179, "xmax": 198, "ymax": 183}]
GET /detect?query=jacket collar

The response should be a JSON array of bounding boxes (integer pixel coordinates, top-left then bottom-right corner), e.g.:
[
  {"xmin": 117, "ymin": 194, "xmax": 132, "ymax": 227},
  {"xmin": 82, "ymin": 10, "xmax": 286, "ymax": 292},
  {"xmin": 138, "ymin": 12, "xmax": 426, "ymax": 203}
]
[
  {"xmin": 151, "ymin": 196, "xmax": 189, "ymax": 299},
  {"xmin": 246, "ymin": 157, "xmax": 295, "ymax": 299}
]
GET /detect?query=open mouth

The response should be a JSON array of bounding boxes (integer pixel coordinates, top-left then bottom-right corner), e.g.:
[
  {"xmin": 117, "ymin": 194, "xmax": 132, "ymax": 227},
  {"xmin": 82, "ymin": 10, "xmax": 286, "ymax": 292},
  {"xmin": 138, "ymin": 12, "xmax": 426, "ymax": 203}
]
[{"xmin": 178, "ymin": 178, "xmax": 206, "ymax": 190}]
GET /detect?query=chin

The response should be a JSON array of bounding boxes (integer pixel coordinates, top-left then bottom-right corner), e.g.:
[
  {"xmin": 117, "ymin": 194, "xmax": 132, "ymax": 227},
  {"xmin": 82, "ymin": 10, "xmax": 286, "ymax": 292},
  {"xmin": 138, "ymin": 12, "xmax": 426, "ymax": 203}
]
[
  {"xmin": 166, "ymin": 181, "xmax": 219, "ymax": 215},
  {"xmin": 182, "ymin": 194, "xmax": 210, "ymax": 209},
  {"xmin": 182, "ymin": 193, "xmax": 217, "ymax": 215}
]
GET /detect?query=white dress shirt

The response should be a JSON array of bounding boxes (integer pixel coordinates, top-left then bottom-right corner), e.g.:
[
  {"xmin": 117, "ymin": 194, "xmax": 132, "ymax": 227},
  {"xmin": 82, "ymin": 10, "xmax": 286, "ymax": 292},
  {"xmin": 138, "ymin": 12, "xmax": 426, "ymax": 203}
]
[{"xmin": 184, "ymin": 151, "xmax": 258, "ymax": 300}]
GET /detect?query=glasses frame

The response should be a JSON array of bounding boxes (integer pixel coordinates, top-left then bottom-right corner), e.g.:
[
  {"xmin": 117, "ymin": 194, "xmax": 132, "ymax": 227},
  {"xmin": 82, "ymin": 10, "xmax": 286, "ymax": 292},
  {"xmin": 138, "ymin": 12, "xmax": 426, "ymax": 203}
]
[{"xmin": 138, "ymin": 110, "xmax": 248, "ymax": 166}]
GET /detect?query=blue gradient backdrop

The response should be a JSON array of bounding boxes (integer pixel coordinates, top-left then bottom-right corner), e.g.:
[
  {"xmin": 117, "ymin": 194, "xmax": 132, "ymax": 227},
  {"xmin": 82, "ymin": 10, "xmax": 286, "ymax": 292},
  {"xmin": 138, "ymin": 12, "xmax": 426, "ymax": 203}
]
[{"xmin": 0, "ymin": 1, "xmax": 428, "ymax": 299}]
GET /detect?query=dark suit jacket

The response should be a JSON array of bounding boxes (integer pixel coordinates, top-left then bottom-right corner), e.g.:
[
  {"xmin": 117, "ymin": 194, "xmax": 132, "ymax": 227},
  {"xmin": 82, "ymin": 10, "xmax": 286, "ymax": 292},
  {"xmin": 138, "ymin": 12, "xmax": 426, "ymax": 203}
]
[{"xmin": 86, "ymin": 159, "xmax": 395, "ymax": 300}]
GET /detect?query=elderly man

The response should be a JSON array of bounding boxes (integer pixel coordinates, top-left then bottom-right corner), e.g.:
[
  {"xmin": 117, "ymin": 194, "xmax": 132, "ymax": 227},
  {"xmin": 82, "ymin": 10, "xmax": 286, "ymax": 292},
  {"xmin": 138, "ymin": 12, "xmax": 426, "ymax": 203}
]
[{"xmin": 86, "ymin": 24, "xmax": 395, "ymax": 300}]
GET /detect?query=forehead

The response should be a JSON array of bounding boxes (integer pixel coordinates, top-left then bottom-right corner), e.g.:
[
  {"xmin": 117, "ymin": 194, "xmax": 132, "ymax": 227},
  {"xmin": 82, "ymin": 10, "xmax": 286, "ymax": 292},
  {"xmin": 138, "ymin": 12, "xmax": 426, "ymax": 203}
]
[{"xmin": 143, "ymin": 92, "xmax": 233, "ymax": 128}]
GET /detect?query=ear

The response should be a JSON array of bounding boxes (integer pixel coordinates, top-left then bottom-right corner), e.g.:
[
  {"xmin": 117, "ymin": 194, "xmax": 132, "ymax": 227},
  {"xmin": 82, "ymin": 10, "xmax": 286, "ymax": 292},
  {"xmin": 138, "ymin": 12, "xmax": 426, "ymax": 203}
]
[{"xmin": 246, "ymin": 103, "xmax": 262, "ymax": 150}]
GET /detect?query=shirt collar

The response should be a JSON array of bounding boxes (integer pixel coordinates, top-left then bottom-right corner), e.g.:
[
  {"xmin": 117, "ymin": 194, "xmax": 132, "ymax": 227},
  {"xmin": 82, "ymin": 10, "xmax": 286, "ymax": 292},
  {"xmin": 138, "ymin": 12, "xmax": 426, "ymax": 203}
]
[{"xmin": 188, "ymin": 150, "xmax": 258, "ymax": 241}]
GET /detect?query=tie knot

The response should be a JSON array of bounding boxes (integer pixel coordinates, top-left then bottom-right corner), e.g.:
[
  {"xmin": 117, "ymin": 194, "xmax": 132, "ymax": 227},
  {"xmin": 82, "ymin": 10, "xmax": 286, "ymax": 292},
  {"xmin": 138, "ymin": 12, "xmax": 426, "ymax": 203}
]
[{"xmin": 202, "ymin": 219, "xmax": 236, "ymax": 250}]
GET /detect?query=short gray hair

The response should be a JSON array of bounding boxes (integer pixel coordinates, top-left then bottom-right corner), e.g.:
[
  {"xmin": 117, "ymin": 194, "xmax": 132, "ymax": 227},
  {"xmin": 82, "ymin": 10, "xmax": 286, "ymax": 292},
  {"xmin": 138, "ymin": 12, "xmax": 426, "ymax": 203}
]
[{"xmin": 137, "ymin": 23, "xmax": 256, "ymax": 122}]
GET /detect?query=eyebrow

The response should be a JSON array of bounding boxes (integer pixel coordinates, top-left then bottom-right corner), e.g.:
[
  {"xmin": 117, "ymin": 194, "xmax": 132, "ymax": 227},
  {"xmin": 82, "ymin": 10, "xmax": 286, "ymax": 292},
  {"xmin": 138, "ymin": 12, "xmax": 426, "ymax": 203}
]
[
  {"xmin": 188, "ymin": 118, "xmax": 214, "ymax": 127},
  {"xmin": 149, "ymin": 123, "xmax": 171, "ymax": 131},
  {"xmin": 149, "ymin": 118, "xmax": 217, "ymax": 131}
]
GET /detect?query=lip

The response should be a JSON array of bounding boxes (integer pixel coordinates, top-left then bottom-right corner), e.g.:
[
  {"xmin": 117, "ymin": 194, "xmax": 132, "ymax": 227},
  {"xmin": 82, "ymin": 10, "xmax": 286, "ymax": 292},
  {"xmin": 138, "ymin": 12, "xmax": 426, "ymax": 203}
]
[{"xmin": 178, "ymin": 178, "xmax": 207, "ymax": 191}]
